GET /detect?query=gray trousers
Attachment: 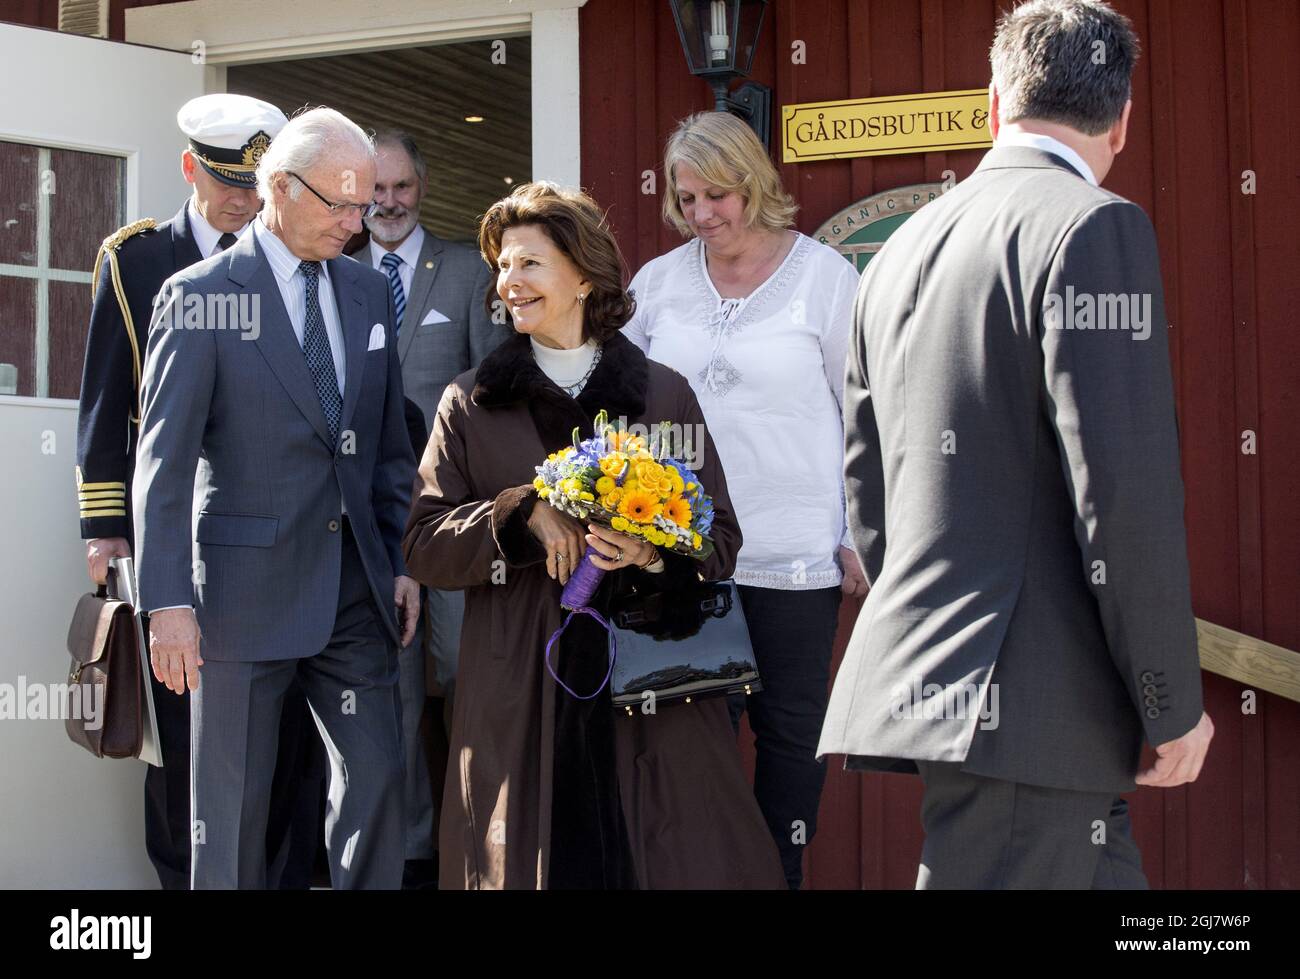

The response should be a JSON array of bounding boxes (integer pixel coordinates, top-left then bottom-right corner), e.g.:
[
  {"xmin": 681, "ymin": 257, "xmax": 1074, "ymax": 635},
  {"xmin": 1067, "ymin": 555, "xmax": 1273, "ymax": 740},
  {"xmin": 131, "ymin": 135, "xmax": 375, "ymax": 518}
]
[
  {"xmin": 914, "ymin": 761, "xmax": 1148, "ymax": 889},
  {"xmin": 190, "ymin": 526, "xmax": 406, "ymax": 889}
]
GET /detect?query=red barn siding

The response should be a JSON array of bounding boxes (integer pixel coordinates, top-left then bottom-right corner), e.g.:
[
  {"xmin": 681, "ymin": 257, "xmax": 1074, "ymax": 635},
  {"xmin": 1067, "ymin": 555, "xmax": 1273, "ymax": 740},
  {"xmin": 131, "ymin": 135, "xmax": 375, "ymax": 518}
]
[{"xmin": 580, "ymin": 0, "xmax": 1300, "ymax": 890}]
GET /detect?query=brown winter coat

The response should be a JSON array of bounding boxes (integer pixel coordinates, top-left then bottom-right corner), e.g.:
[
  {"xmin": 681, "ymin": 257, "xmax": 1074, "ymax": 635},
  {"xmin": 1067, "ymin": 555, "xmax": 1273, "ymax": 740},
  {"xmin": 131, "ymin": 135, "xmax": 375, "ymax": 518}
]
[{"xmin": 402, "ymin": 330, "xmax": 785, "ymax": 889}]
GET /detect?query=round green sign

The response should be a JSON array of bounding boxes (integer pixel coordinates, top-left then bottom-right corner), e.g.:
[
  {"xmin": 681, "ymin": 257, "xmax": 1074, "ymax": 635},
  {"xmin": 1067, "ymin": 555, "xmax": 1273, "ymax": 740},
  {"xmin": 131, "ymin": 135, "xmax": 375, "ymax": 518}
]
[{"xmin": 813, "ymin": 182, "xmax": 946, "ymax": 273}]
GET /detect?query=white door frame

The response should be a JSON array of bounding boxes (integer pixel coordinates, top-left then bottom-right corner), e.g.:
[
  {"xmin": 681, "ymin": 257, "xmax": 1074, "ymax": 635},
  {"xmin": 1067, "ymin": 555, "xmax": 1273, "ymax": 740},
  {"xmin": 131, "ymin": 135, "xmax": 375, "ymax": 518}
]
[{"xmin": 126, "ymin": 0, "xmax": 587, "ymax": 187}]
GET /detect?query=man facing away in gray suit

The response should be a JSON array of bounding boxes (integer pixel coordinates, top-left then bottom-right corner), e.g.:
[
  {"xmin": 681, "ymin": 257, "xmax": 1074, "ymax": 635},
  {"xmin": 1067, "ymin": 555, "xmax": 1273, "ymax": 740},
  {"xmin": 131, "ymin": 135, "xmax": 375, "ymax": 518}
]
[
  {"xmin": 819, "ymin": 0, "xmax": 1213, "ymax": 889},
  {"xmin": 358, "ymin": 129, "xmax": 511, "ymax": 884},
  {"xmin": 134, "ymin": 107, "xmax": 419, "ymax": 889}
]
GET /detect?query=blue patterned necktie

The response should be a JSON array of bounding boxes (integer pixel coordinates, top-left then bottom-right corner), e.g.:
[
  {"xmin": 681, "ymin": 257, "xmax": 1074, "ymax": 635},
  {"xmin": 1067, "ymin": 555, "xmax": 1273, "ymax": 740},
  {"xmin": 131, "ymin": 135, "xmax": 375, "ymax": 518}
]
[
  {"xmin": 380, "ymin": 251, "xmax": 406, "ymax": 335},
  {"xmin": 297, "ymin": 260, "xmax": 342, "ymax": 443}
]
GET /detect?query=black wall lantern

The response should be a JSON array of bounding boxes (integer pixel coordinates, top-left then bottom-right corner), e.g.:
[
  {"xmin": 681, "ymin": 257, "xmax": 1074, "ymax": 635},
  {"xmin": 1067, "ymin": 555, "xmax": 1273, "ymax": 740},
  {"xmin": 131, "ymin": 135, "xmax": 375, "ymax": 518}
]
[{"xmin": 669, "ymin": 0, "xmax": 772, "ymax": 149}]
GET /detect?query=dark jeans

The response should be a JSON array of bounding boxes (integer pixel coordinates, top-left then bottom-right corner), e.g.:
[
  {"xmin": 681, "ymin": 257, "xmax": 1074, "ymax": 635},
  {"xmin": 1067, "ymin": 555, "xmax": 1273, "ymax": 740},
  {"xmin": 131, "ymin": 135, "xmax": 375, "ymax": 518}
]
[{"xmin": 728, "ymin": 585, "xmax": 841, "ymax": 890}]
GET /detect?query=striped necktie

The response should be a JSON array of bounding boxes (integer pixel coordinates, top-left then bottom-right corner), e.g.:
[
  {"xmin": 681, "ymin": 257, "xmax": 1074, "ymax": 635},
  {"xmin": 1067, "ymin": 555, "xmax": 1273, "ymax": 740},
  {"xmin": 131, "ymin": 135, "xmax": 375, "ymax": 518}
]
[
  {"xmin": 380, "ymin": 251, "xmax": 406, "ymax": 335},
  {"xmin": 297, "ymin": 260, "xmax": 342, "ymax": 443}
]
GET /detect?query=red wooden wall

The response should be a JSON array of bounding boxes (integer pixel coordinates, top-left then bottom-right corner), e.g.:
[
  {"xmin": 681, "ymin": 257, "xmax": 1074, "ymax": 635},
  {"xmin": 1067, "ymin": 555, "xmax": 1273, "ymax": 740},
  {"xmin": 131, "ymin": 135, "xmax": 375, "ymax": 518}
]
[{"xmin": 579, "ymin": 0, "xmax": 1300, "ymax": 890}]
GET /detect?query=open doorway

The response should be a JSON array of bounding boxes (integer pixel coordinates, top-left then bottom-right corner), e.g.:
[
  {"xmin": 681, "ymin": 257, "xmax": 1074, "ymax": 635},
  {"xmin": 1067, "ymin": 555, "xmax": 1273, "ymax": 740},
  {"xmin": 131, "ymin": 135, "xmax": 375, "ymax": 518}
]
[{"xmin": 227, "ymin": 36, "xmax": 531, "ymax": 245}]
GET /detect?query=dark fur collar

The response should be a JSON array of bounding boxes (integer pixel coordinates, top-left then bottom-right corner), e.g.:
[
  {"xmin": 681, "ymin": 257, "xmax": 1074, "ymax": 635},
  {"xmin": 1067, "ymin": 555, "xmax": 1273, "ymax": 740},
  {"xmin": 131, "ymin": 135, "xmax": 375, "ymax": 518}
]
[{"xmin": 472, "ymin": 330, "xmax": 649, "ymax": 452}]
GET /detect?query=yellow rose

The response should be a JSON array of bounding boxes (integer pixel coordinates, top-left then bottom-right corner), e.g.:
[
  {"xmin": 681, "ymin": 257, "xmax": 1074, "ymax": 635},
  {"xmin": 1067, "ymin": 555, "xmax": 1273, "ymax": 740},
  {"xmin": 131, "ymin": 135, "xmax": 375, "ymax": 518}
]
[
  {"xmin": 599, "ymin": 454, "xmax": 627, "ymax": 478},
  {"xmin": 635, "ymin": 460, "xmax": 666, "ymax": 487}
]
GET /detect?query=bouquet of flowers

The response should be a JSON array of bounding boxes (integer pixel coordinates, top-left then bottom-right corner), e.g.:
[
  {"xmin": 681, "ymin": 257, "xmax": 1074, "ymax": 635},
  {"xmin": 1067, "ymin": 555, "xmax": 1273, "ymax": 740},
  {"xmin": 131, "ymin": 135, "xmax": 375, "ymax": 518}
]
[
  {"xmin": 533, "ymin": 409, "xmax": 715, "ymax": 612},
  {"xmin": 535, "ymin": 411, "xmax": 718, "ymax": 700}
]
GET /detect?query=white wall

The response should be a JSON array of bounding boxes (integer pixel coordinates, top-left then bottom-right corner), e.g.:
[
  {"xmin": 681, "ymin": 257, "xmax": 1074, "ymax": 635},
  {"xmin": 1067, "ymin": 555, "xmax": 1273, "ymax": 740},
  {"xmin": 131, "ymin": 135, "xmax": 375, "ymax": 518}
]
[
  {"xmin": 0, "ymin": 398, "xmax": 156, "ymax": 888},
  {"xmin": 0, "ymin": 24, "xmax": 205, "ymax": 888}
]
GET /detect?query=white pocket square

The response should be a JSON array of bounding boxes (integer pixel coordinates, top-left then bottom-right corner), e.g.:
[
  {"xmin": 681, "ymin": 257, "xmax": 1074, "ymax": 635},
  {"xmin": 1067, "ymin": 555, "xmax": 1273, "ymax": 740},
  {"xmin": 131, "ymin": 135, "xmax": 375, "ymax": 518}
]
[
  {"xmin": 367, "ymin": 323, "xmax": 386, "ymax": 351},
  {"xmin": 420, "ymin": 309, "xmax": 452, "ymax": 326}
]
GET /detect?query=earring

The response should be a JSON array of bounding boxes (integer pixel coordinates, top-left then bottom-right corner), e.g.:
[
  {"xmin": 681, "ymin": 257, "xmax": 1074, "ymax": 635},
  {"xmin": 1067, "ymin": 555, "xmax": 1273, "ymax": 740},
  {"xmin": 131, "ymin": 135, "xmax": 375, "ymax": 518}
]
[{"xmin": 578, "ymin": 293, "xmax": 586, "ymax": 304}]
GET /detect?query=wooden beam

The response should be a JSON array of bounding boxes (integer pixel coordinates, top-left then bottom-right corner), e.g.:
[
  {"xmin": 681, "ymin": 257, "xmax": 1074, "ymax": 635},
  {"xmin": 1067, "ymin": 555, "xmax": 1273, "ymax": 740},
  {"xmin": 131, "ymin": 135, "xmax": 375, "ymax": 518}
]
[{"xmin": 1197, "ymin": 618, "xmax": 1300, "ymax": 703}]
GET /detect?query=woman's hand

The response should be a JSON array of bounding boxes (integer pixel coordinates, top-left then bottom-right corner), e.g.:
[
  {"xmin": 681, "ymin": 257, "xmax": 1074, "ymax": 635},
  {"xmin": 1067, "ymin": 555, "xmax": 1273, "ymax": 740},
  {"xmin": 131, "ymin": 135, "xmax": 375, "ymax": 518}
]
[
  {"xmin": 585, "ymin": 523, "xmax": 656, "ymax": 572},
  {"xmin": 839, "ymin": 545, "xmax": 868, "ymax": 598},
  {"xmin": 527, "ymin": 503, "xmax": 587, "ymax": 585}
]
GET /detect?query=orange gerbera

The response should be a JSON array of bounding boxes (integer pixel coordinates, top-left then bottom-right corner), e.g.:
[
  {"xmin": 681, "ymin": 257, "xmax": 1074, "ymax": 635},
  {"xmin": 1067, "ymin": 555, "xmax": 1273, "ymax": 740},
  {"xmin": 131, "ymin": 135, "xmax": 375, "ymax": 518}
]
[
  {"xmin": 618, "ymin": 489, "xmax": 662, "ymax": 524},
  {"xmin": 663, "ymin": 495, "xmax": 692, "ymax": 528}
]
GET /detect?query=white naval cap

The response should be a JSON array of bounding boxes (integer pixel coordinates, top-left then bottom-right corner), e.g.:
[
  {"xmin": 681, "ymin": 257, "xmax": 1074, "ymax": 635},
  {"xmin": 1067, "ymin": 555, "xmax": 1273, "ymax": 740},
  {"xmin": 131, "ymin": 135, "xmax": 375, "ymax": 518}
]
[{"xmin": 177, "ymin": 93, "xmax": 288, "ymax": 187}]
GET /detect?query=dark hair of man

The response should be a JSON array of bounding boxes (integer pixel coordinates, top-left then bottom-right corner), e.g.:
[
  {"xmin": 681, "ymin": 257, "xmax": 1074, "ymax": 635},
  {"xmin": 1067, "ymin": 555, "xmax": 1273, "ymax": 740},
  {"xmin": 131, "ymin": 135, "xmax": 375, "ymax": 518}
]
[{"xmin": 990, "ymin": 0, "xmax": 1140, "ymax": 136}]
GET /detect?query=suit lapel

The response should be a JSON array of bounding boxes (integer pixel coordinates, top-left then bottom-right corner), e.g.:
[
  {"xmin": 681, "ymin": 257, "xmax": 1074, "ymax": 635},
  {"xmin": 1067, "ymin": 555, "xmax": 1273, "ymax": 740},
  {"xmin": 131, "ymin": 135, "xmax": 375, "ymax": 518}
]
[
  {"xmin": 330, "ymin": 255, "xmax": 368, "ymax": 440},
  {"xmin": 169, "ymin": 201, "xmax": 203, "ymax": 272},
  {"xmin": 230, "ymin": 233, "xmax": 334, "ymax": 449},
  {"xmin": 398, "ymin": 232, "xmax": 444, "ymax": 364}
]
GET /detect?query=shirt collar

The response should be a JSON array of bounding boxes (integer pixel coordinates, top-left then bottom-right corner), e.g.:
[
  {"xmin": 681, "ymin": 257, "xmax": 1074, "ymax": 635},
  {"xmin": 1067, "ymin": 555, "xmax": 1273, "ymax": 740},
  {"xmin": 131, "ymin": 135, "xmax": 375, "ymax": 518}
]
[
  {"xmin": 254, "ymin": 215, "xmax": 331, "ymax": 285},
  {"xmin": 187, "ymin": 198, "xmax": 251, "ymax": 258},
  {"xmin": 368, "ymin": 224, "xmax": 425, "ymax": 270},
  {"xmin": 995, "ymin": 131, "xmax": 1099, "ymax": 186}
]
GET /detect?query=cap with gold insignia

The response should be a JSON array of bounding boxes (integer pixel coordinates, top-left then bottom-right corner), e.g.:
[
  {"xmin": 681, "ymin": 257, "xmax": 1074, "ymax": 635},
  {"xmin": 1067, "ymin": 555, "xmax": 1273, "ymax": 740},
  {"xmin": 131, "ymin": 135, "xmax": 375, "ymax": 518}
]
[{"xmin": 177, "ymin": 94, "xmax": 288, "ymax": 188}]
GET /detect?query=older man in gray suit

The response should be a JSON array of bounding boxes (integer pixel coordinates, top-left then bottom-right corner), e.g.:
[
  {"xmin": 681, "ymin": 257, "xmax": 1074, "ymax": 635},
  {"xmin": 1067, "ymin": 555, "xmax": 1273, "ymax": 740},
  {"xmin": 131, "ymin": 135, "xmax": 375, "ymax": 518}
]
[
  {"xmin": 819, "ymin": 0, "xmax": 1213, "ymax": 889},
  {"xmin": 135, "ymin": 107, "xmax": 419, "ymax": 889},
  {"xmin": 358, "ymin": 129, "xmax": 509, "ymax": 883}
]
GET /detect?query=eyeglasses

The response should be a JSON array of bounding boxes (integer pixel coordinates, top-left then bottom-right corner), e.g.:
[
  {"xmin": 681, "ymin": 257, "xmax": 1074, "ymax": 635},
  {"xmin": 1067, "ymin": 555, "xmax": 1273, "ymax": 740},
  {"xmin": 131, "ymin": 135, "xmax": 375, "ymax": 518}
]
[{"xmin": 287, "ymin": 171, "xmax": 380, "ymax": 219}]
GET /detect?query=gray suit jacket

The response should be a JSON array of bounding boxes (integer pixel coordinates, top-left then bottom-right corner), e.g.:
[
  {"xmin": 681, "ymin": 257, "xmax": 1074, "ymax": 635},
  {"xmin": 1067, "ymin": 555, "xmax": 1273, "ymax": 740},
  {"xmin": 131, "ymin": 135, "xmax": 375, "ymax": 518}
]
[
  {"xmin": 819, "ymin": 146, "xmax": 1204, "ymax": 794},
  {"xmin": 373, "ymin": 230, "xmax": 508, "ymax": 431},
  {"xmin": 133, "ymin": 231, "xmax": 417, "ymax": 661}
]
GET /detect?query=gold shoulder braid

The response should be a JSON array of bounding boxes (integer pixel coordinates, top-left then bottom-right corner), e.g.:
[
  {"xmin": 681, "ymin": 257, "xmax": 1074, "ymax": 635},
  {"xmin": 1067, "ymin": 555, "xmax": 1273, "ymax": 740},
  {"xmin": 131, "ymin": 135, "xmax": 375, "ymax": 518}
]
[{"xmin": 91, "ymin": 218, "xmax": 156, "ymax": 426}]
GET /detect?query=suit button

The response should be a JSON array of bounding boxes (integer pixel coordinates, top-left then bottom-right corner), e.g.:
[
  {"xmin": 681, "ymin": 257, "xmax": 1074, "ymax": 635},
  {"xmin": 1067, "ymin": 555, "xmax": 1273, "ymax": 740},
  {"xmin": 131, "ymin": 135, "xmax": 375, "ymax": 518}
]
[
  {"xmin": 1146, "ymin": 706, "xmax": 1161, "ymax": 719},
  {"xmin": 327, "ymin": 519, "xmax": 340, "ymax": 532},
  {"xmin": 1140, "ymin": 671, "xmax": 1156, "ymax": 684},
  {"xmin": 1144, "ymin": 694, "xmax": 1159, "ymax": 707},
  {"xmin": 1142, "ymin": 684, "xmax": 1158, "ymax": 697}
]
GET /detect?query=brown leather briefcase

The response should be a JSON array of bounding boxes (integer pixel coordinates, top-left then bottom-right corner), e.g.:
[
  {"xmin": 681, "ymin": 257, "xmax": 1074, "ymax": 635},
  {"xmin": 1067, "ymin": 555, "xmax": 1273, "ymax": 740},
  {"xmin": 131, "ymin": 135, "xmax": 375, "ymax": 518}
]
[{"xmin": 65, "ymin": 582, "xmax": 143, "ymax": 759}]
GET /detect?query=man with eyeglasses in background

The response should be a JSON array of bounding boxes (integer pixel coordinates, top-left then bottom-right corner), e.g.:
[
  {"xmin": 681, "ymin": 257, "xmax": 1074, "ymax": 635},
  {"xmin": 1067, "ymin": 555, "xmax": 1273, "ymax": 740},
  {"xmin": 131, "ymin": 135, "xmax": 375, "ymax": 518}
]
[{"xmin": 133, "ymin": 106, "xmax": 418, "ymax": 888}]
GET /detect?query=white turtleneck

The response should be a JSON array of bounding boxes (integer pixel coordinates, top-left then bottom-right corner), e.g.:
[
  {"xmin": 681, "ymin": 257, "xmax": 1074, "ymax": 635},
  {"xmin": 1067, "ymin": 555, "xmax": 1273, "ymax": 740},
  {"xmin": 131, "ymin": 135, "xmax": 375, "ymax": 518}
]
[{"xmin": 530, "ymin": 336, "xmax": 599, "ymax": 394}]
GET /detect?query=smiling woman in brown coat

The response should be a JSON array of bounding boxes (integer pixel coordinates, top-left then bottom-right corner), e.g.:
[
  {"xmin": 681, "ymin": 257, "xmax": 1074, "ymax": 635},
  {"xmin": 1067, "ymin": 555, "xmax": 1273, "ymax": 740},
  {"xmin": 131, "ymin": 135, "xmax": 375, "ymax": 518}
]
[{"xmin": 401, "ymin": 182, "xmax": 784, "ymax": 889}]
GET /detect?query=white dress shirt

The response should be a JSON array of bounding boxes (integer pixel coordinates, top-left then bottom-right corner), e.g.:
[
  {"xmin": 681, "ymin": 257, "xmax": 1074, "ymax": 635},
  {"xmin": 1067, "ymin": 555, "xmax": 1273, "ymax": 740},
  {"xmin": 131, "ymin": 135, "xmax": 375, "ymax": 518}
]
[
  {"xmin": 996, "ymin": 131, "xmax": 1099, "ymax": 186},
  {"xmin": 253, "ymin": 217, "xmax": 346, "ymax": 396},
  {"xmin": 186, "ymin": 197, "xmax": 251, "ymax": 258},
  {"xmin": 366, "ymin": 224, "xmax": 425, "ymax": 301}
]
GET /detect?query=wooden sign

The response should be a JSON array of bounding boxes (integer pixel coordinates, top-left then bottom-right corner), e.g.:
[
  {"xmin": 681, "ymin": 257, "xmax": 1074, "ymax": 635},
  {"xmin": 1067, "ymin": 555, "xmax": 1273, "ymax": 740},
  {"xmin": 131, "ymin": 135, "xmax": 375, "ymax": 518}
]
[{"xmin": 783, "ymin": 89, "xmax": 992, "ymax": 162}]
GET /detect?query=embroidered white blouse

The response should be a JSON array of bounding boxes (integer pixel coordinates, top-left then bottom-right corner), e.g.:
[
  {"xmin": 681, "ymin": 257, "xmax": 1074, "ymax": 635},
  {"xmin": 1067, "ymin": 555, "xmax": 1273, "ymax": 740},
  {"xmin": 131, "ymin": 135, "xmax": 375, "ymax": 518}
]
[{"xmin": 624, "ymin": 232, "xmax": 861, "ymax": 590}]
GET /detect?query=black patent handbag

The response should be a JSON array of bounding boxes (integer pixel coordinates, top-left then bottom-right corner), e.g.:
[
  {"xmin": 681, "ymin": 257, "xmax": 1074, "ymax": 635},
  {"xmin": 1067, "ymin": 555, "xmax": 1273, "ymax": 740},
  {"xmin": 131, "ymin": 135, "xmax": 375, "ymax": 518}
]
[{"xmin": 606, "ymin": 579, "xmax": 762, "ymax": 713}]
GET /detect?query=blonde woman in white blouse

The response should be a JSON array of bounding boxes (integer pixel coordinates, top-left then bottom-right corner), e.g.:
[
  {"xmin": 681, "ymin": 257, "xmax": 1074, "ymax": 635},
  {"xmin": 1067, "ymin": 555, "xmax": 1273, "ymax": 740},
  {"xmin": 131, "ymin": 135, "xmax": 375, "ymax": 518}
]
[{"xmin": 624, "ymin": 111, "xmax": 865, "ymax": 889}]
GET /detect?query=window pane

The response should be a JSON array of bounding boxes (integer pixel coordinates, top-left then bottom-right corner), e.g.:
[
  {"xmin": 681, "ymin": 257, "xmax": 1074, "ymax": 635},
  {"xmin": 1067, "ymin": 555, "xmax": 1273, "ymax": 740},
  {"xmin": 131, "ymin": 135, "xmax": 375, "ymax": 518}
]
[
  {"xmin": 49, "ymin": 148, "xmax": 125, "ymax": 272},
  {"xmin": 0, "ymin": 141, "xmax": 39, "ymax": 267},
  {"xmin": 0, "ymin": 276, "xmax": 37, "ymax": 396},
  {"xmin": 49, "ymin": 279, "xmax": 94, "ymax": 400}
]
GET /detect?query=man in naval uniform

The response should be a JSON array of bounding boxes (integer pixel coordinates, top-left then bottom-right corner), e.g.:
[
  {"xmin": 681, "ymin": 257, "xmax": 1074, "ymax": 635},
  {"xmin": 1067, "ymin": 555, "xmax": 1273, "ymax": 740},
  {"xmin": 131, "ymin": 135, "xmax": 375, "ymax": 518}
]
[{"xmin": 75, "ymin": 93, "xmax": 322, "ymax": 889}]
